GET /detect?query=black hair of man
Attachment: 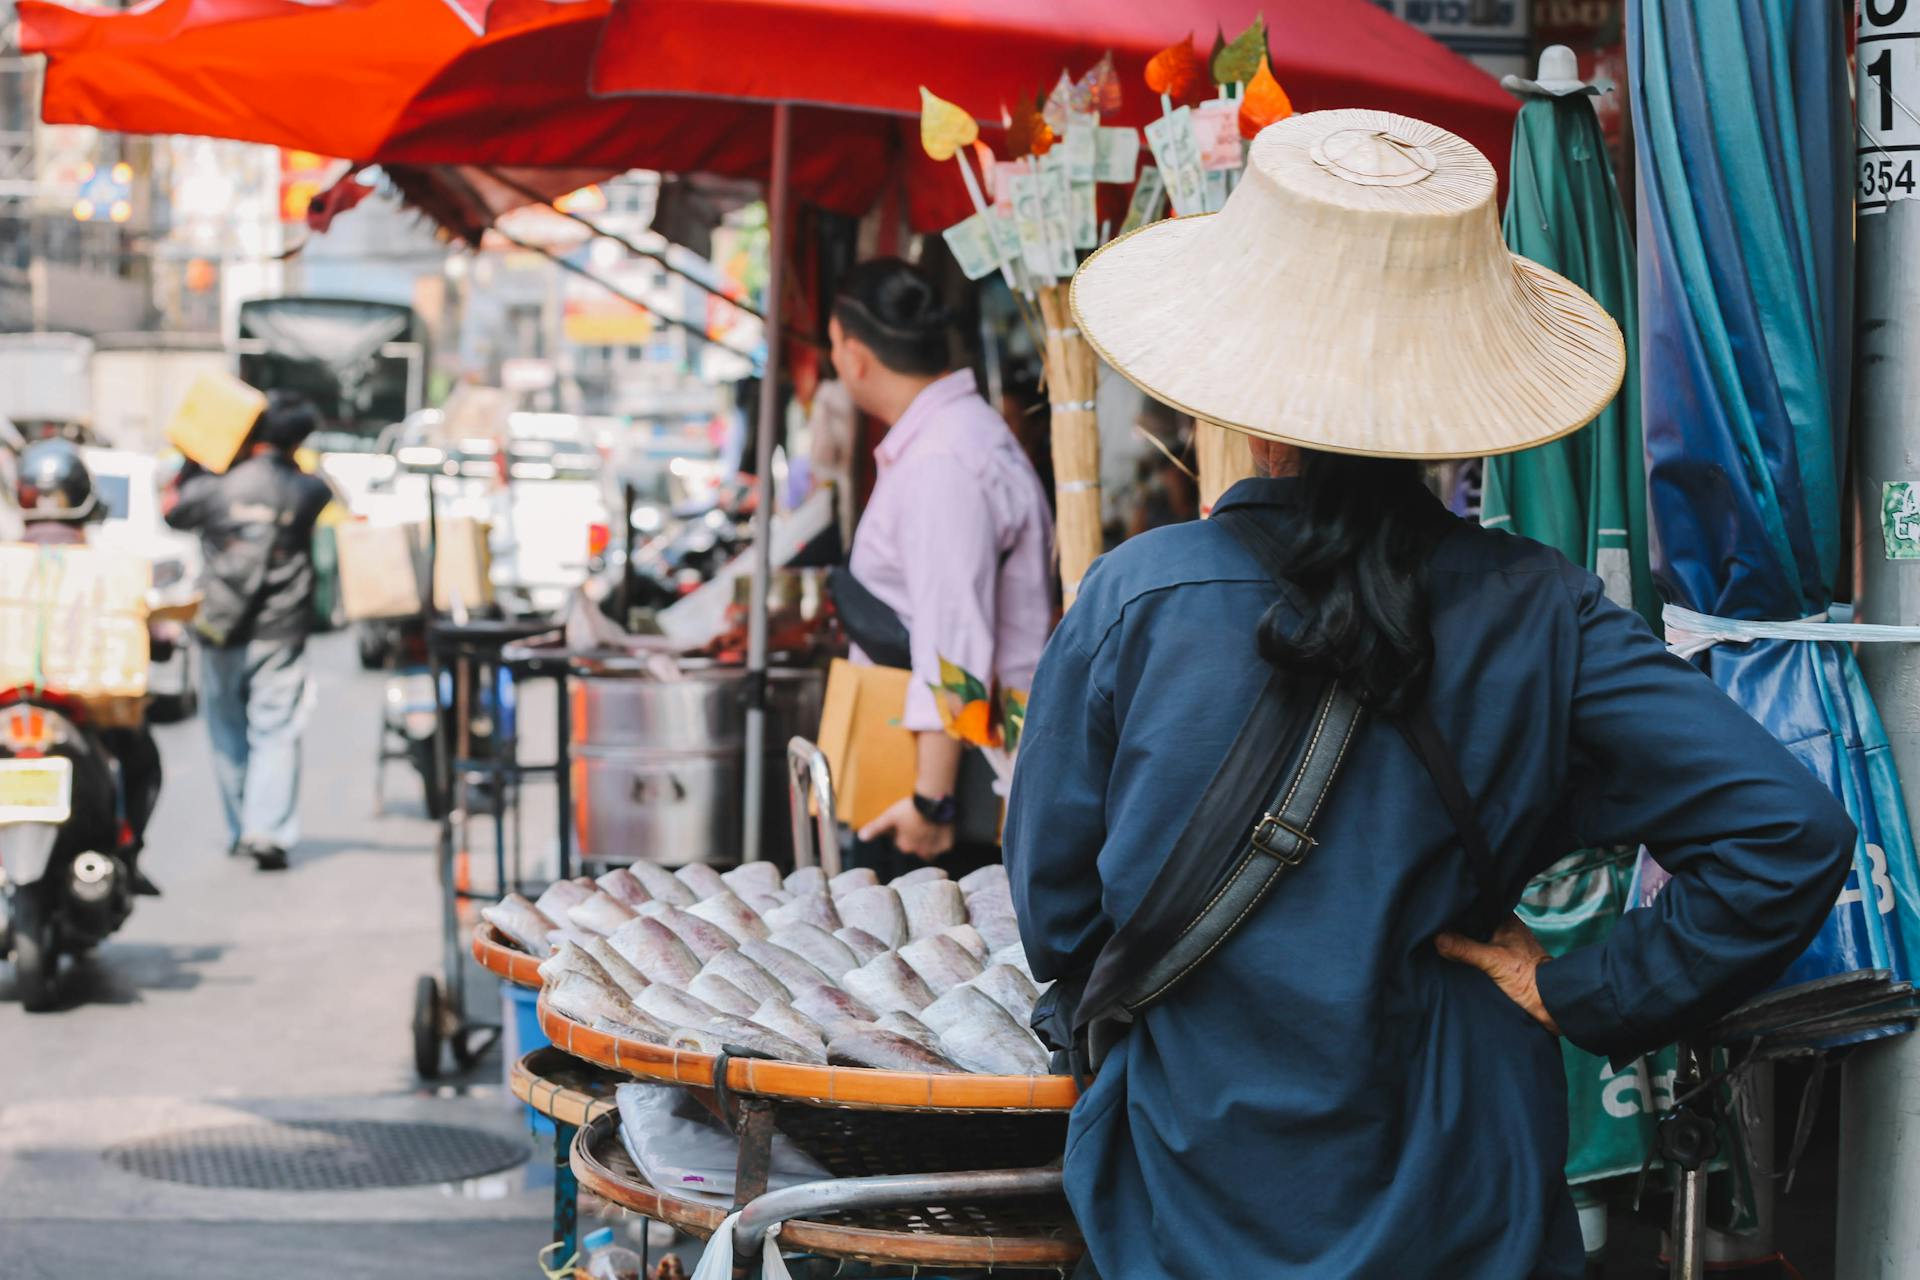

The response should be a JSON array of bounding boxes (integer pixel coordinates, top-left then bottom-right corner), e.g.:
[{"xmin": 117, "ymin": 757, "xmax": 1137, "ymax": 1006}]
[
  {"xmin": 253, "ymin": 389, "xmax": 322, "ymax": 454},
  {"xmin": 832, "ymin": 257, "xmax": 954, "ymax": 377}
]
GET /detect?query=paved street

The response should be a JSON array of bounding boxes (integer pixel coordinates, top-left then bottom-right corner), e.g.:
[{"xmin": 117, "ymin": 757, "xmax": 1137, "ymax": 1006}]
[{"xmin": 0, "ymin": 632, "xmax": 568, "ymax": 1280}]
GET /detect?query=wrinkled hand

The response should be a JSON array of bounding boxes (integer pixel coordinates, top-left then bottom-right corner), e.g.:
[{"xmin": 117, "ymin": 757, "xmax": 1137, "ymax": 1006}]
[
  {"xmin": 1436, "ymin": 915, "xmax": 1561, "ymax": 1036},
  {"xmin": 858, "ymin": 796, "xmax": 955, "ymax": 861}
]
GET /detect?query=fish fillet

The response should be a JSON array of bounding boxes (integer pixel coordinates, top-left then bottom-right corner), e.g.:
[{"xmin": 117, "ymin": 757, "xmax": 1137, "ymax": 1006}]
[{"xmin": 481, "ymin": 894, "xmax": 556, "ymax": 956}]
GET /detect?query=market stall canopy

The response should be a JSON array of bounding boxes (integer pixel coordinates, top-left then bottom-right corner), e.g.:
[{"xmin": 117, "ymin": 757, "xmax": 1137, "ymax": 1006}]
[{"xmin": 22, "ymin": 0, "xmax": 1518, "ymax": 232}]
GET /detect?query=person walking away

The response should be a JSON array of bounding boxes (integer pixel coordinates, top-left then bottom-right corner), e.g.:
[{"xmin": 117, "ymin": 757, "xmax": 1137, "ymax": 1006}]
[
  {"xmin": 15, "ymin": 439, "xmax": 163, "ymax": 895},
  {"xmin": 828, "ymin": 258, "xmax": 1054, "ymax": 875},
  {"xmin": 1005, "ymin": 110, "xmax": 1857, "ymax": 1278},
  {"xmin": 164, "ymin": 392, "xmax": 332, "ymax": 871}
]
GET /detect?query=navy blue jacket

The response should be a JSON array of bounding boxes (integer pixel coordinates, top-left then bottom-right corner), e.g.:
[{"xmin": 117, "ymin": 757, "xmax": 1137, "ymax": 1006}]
[{"xmin": 1003, "ymin": 478, "xmax": 1854, "ymax": 1278}]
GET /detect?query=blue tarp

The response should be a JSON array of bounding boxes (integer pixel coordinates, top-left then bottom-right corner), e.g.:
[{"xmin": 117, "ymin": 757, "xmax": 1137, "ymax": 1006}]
[{"xmin": 1630, "ymin": 0, "xmax": 1920, "ymax": 1033}]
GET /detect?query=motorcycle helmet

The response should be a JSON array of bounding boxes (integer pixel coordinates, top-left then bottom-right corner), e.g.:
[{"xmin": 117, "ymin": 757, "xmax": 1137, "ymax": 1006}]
[{"xmin": 17, "ymin": 439, "xmax": 96, "ymax": 523}]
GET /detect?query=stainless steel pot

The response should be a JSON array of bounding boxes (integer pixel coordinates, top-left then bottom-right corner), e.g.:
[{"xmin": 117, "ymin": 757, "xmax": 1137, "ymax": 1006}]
[{"xmin": 569, "ymin": 662, "xmax": 824, "ymax": 867}]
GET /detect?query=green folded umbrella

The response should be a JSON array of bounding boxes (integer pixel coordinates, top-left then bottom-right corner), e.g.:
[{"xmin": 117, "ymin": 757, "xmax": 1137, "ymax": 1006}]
[{"xmin": 1481, "ymin": 93, "xmax": 1657, "ymax": 628}]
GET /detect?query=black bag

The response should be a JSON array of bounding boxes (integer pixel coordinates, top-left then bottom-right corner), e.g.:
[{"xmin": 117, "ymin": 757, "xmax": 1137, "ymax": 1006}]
[{"xmin": 1032, "ymin": 506, "xmax": 1504, "ymax": 1080}]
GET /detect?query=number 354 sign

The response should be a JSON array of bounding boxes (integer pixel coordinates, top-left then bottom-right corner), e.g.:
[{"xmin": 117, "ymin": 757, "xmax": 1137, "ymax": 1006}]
[{"xmin": 1861, "ymin": 0, "xmax": 1920, "ymax": 211}]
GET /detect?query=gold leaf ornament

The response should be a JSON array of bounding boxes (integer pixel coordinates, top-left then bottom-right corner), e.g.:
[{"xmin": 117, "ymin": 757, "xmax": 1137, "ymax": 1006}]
[
  {"xmin": 1213, "ymin": 16, "xmax": 1267, "ymax": 86},
  {"xmin": 918, "ymin": 86, "xmax": 980, "ymax": 162}
]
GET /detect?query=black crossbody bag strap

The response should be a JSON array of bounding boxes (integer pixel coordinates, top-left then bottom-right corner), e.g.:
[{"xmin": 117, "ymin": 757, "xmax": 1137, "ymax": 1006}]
[
  {"xmin": 1049, "ymin": 509, "xmax": 1364, "ymax": 1068},
  {"xmin": 1221, "ymin": 504, "xmax": 1507, "ymax": 935}
]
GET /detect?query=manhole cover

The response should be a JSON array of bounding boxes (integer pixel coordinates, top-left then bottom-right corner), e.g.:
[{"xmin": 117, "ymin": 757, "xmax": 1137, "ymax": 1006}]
[{"xmin": 104, "ymin": 1120, "xmax": 528, "ymax": 1191}]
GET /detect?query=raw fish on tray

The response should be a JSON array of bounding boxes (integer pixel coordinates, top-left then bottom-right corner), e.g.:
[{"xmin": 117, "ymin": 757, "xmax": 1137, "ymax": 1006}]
[
  {"xmin": 481, "ymin": 893, "xmax": 556, "ymax": 956},
  {"xmin": 596, "ymin": 867, "xmax": 653, "ymax": 910},
  {"xmin": 674, "ymin": 863, "xmax": 728, "ymax": 900},
  {"xmin": 768, "ymin": 922, "xmax": 859, "ymax": 981},
  {"xmin": 625, "ymin": 862, "xmax": 698, "ymax": 906},
  {"xmin": 899, "ymin": 934, "xmax": 985, "ymax": 994},
  {"xmin": 765, "ymin": 890, "xmax": 841, "ymax": 934},
  {"xmin": 567, "ymin": 891, "xmax": 638, "ymax": 936},
  {"xmin": 609, "ymin": 917, "xmax": 702, "ymax": 987},
  {"xmin": 702, "ymin": 949, "xmax": 791, "ymax": 1005},
  {"xmin": 534, "ymin": 878, "xmax": 596, "ymax": 922},
  {"xmin": 784, "ymin": 865, "xmax": 827, "ymax": 897},
  {"xmin": 827, "ymin": 1028, "xmax": 961, "ymax": 1072},
  {"xmin": 639, "ymin": 903, "xmax": 739, "ymax": 962},
  {"xmin": 837, "ymin": 885, "xmax": 907, "ymax": 949},
  {"xmin": 585, "ymin": 937, "xmax": 652, "ymax": 1000},
  {"xmin": 687, "ymin": 890, "xmax": 770, "ymax": 942},
  {"xmin": 833, "ymin": 926, "xmax": 890, "ymax": 965},
  {"xmin": 721, "ymin": 861, "xmax": 784, "ymax": 899},
  {"xmin": 844, "ymin": 951, "xmax": 936, "ymax": 1015},
  {"xmin": 517, "ymin": 861, "xmax": 1051, "ymax": 1073}
]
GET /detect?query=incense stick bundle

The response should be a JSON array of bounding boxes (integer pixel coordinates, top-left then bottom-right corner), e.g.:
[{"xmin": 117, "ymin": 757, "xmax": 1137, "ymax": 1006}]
[
  {"xmin": 1196, "ymin": 420, "xmax": 1254, "ymax": 517},
  {"xmin": 1038, "ymin": 283, "xmax": 1101, "ymax": 605}
]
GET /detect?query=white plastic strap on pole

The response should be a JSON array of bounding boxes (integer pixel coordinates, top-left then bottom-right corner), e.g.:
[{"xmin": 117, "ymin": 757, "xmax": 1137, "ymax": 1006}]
[
  {"xmin": 1662, "ymin": 603, "xmax": 1920, "ymax": 660},
  {"xmin": 689, "ymin": 1213, "xmax": 792, "ymax": 1280},
  {"xmin": 1050, "ymin": 399, "xmax": 1096, "ymax": 412}
]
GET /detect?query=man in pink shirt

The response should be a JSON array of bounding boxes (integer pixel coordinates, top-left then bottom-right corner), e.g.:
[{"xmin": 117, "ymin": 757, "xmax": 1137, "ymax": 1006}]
[{"xmin": 827, "ymin": 259, "xmax": 1055, "ymax": 865}]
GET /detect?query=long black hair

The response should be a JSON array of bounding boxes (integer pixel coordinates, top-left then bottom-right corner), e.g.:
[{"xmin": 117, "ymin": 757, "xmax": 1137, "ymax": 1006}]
[{"xmin": 1255, "ymin": 451, "xmax": 1449, "ymax": 717}]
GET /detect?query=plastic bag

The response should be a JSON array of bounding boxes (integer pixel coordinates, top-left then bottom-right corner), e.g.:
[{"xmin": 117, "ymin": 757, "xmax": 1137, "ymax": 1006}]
[
  {"xmin": 690, "ymin": 1216, "xmax": 792, "ymax": 1280},
  {"xmin": 614, "ymin": 1085, "xmax": 829, "ymax": 1203}
]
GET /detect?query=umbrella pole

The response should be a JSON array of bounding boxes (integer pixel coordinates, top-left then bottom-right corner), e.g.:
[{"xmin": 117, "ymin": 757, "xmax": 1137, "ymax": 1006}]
[{"xmin": 741, "ymin": 100, "xmax": 793, "ymax": 864}]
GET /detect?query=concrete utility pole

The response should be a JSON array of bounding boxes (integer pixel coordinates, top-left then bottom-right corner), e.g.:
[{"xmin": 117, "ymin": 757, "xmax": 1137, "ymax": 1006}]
[{"xmin": 1842, "ymin": 7, "xmax": 1920, "ymax": 1275}]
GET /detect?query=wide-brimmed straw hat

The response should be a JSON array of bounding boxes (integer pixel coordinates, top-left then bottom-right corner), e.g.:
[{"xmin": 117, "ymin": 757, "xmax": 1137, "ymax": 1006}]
[{"xmin": 1070, "ymin": 109, "xmax": 1624, "ymax": 460}]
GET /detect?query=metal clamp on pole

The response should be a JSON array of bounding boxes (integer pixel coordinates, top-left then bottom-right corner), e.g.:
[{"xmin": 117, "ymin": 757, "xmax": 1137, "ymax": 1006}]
[{"xmin": 786, "ymin": 737, "xmax": 841, "ymax": 876}]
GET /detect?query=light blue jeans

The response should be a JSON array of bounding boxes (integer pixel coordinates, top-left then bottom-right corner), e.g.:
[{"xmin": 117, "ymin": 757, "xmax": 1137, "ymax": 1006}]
[{"xmin": 201, "ymin": 638, "xmax": 308, "ymax": 851}]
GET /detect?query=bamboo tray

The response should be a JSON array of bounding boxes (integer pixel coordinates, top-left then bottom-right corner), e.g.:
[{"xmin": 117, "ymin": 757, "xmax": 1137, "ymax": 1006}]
[
  {"xmin": 538, "ymin": 994, "xmax": 1079, "ymax": 1114},
  {"xmin": 471, "ymin": 922, "xmax": 543, "ymax": 989},
  {"xmin": 511, "ymin": 1047, "xmax": 623, "ymax": 1128},
  {"xmin": 571, "ymin": 1111, "xmax": 1083, "ymax": 1271}
]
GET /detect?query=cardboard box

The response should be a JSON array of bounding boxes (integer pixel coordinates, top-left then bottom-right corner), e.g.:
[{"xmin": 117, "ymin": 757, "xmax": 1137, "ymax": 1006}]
[
  {"xmin": 0, "ymin": 544, "xmax": 150, "ymax": 700},
  {"xmin": 336, "ymin": 517, "xmax": 493, "ymax": 621},
  {"xmin": 816, "ymin": 657, "xmax": 917, "ymax": 832},
  {"xmin": 166, "ymin": 372, "xmax": 267, "ymax": 474}
]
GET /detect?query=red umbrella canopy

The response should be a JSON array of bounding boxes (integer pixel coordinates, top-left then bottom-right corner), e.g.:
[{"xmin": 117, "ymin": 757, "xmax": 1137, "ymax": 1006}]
[
  {"xmin": 19, "ymin": 0, "xmax": 493, "ymax": 159},
  {"xmin": 589, "ymin": 0, "xmax": 1518, "ymax": 157},
  {"xmin": 23, "ymin": 0, "xmax": 1515, "ymax": 232}
]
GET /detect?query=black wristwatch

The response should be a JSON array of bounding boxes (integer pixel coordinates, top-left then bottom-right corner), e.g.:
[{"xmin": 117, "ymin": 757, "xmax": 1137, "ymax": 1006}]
[{"xmin": 912, "ymin": 792, "xmax": 958, "ymax": 825}]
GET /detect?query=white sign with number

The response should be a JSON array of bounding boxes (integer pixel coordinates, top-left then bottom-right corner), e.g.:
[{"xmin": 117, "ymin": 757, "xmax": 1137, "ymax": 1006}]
[{"xmin": 1859, "ymin": 0, "xmax": 1920, "ymax": 211}]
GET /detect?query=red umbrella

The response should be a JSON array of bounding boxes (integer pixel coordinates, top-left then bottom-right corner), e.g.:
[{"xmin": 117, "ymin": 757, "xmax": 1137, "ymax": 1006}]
[
  {"xmin": 22, "ymin": 0, "xmax": 1518, "ymax": 859},
  {"xmin": 24, "ymin": 0, "xmax": 1517, "ymax": 233}
]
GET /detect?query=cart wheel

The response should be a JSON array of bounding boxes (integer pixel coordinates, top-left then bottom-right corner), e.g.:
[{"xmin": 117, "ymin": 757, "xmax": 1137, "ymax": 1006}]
[
  {"xmin": 412, "ymin": 975, "xmax": 443, "ymax": 1079},
  {"xmin": 12, "ymin": 885, "xmax": 60, "ymax": 1013}
]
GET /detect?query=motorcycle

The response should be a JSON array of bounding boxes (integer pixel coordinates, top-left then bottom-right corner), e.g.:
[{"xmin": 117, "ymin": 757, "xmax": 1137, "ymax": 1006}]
[{"xmin": 0, "ymin": 688, "xmax": 136, "ymax": 1010}]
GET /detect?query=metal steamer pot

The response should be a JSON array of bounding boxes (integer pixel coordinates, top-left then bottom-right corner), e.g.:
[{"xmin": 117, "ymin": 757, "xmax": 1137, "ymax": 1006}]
[{"xmin": 569, "ymin": 658, "xmax": 825, "ymax": 868}]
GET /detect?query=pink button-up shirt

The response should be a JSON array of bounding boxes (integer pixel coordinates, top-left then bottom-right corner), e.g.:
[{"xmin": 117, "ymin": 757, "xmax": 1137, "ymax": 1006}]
[{"xmin": 849, "ymin": 370, "xmax": 1056, "ymax": 732}]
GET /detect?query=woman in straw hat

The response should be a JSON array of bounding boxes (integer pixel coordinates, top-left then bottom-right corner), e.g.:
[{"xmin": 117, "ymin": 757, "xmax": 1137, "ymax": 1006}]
[{"xmin": 1002, "ymin": 110, "xmax": 1853, "ymax": 1278}]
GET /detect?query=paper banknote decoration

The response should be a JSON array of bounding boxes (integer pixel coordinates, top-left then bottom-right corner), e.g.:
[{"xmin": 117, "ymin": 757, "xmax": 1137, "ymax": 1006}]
[
  {"xmin": 1145, "ymin": 106, "xmax": 1208, "ymax": 215},
  {"xmin": 1192, "ymin": 99, "xmax": 1244, "ymax": 170},
  {"xmin": 1096, "ymin": 127, "xmax": 1140, "ymax": 183},
  {"xmin": 1120, "ymin": 165, "xmax": 1166, "ymax": 233},
  {"xmin": 1065, "ymin": 109, "xmax": 1099, "ymax": 182},
  {"xmin": 942, "ymin": 213, "xmax": 1000, "ymax": 280}
]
